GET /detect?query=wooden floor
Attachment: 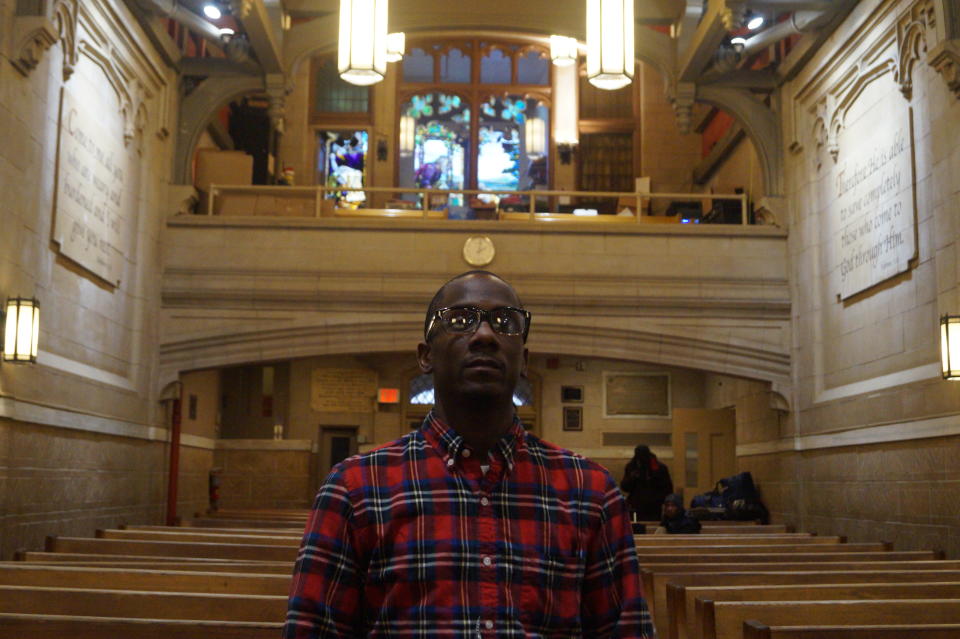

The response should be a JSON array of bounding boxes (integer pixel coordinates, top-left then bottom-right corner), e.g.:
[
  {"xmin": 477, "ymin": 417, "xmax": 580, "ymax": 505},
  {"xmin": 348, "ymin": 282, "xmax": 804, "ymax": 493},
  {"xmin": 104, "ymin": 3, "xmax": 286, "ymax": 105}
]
[{"xmin": 3, "ymin": 509, "xmax": 958, "ymax": 637}]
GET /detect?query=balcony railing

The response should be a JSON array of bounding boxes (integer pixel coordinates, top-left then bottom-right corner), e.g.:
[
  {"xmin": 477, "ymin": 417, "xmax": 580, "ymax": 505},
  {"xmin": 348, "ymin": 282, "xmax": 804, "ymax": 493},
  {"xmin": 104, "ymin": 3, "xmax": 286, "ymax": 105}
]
[{"xmin": 203, "ymin": 184, "xmax": 753, "ymax": 225}]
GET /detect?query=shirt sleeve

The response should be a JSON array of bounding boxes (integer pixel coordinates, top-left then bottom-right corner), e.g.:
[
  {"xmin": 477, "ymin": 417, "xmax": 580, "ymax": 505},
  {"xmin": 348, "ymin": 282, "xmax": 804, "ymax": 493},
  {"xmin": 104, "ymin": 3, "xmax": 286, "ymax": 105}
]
[
  {"xmin": 580, "ymin": 473, "xmax": 655, "ymax": 638},
  {"xmin": 283, "ymin": 466, "xmax": 366, "ymax": 638}
]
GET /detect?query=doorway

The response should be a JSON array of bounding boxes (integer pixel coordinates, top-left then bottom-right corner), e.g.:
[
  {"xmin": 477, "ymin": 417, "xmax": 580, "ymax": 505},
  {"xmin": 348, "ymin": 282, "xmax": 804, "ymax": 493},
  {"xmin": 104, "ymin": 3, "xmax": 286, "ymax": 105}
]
[
  {"xmin": 317, "ymin": 426, "xmax": 358, "ymax": 480},
  {"xmin": 671, "ymin": 408, "xmax": 736, "ymax": 501}
]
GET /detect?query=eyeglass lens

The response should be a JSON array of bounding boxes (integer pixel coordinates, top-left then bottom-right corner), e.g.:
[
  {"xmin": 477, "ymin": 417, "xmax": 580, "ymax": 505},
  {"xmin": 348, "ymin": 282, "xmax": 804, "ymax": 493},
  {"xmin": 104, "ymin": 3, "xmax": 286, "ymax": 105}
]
[{"xmin": 440, "ymin": 307, "xmax": 525, "ymax": 335}]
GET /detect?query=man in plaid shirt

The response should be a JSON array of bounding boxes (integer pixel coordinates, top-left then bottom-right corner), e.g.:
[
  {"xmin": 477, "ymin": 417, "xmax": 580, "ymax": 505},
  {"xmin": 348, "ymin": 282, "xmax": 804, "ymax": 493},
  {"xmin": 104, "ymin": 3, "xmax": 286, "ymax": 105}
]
[{"xmin": 284, "ymin": 271, "xmax": 654, "ymax": 637}]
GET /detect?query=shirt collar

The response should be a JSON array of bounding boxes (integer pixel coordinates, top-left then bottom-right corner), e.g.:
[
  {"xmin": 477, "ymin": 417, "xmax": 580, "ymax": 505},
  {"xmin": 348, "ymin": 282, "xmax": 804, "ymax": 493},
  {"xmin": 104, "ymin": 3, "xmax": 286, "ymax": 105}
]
[{"xmin": 421, "ymin": 409, "xmax": 525, "ymax": 470}]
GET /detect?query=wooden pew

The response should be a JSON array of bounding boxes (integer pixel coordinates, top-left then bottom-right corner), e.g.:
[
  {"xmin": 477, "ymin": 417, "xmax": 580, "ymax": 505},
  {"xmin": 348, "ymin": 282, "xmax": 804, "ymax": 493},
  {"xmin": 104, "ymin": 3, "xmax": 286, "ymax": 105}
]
[
  {"xmin": 16, "ymin": 552, "xmax": 294, "ymax": 572},
  {"xmin": 46, "ymin": 536, "xmax": 298, "ymax": 562},
  {"xmin": 0, "ymin": 564, "xmax": 289, "ymax": 595},
  {"xmin": 643, "ymin": 526, "xmax": 791, "ymax": 535},
  {"xmin": 0, "ymin": 614, "xmax": 282, "ymax": 639},
  {"xmin": 743, "ymin": 621, "xmax": 960, "ymax": 639},
  {"xmin": 639, "ymin": 561, "xmax": 960, "ymax": 624},
  {"xmin": 636, "ymin": 550, "xmax": 937, "ymax": 564},
  {"xmin": 696, "ymin": 599, "xmax": 960, "ymax": 639},
  {"xmin": 187, "ymin": 518, "xmax": 307, "ymax": 529},
  {"xmin": 0, "ymin": 584, "xmax": 286, "ymax": 621},
  {"xmin": 99, "ymin": 528, "xmax": 301, "ymax": 546},
  {"xmin": 636, "ymin": 542, "xmax": 886, "ymax": 554},
  {"xmin": 126, "ymin": 524, "xmax": 303, "ymax": 536},
  {"xmin": 633, "ymin": 535, "xmax": 839, "ymax": 546},
  {"xmin": 673, "ymin": 581, "xmax": 960, "ymax": 639}
]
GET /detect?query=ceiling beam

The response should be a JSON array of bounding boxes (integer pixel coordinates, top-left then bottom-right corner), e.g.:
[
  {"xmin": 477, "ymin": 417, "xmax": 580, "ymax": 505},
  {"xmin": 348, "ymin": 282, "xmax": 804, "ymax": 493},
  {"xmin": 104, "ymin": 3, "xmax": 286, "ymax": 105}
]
[
  {"xmin": 677, "ymin": 0, "xmax": 747, "ymax": 83},
  {"xmin": 635, "ymin": 0, "xmax": 686, "ymax": 25},
  {"xmin": 232, "ymin": 0, "xmax": 284, "ymax": 73}
]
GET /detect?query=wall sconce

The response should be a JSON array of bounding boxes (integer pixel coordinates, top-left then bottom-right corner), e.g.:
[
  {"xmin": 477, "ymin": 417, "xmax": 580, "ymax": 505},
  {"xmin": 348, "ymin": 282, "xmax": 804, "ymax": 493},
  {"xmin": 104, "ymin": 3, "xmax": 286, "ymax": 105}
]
[
  {"xmin": 525, "ymin": 117, "xmax": 546, "ymax": 158},
  {"xmin": 3, "ymin": 297, "xmax": 40, "ymax": 363},
  {"xmin": 386, "ymin": 32, "xmax": 405, "ymax": 63},
  {"xmin": 549, "ymin": 35, "xmax": 578, "ymax": 67},
  {"xmin": 377, "ymin": 137, "xmax": 388, "ymax": 161},
  {"xmin": 338, "ymin": 0, "xmax": 388, "ymax": 86},
  {"xmin": 941, "ymin": 315, "xmax": 960, "ymax": 379},
  {"xmin": 586, "ymin": 0, "xmax": 634, "ymax": 90},
  {"xmin": 399, "ymin": 114, "xmax": 415, "ymax": 155},
  {"xmin": 556, "ymin": 137, "xmax": 578, "ymax": 165}
]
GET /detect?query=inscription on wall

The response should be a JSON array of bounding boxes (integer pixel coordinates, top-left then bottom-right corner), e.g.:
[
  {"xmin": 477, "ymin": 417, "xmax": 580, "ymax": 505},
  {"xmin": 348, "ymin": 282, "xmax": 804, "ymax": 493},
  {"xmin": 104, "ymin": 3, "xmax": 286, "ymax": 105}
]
[
  {"xmin": 828, "ymin": 77, "xmax": 917, "ymax": 300},
  {"xmin": 53, "ymin": 87, "xmax": 129, "ymax": 286},
  {"xmin": 311, "ymin": 368, "xmax": 378, "ymax": 412}
]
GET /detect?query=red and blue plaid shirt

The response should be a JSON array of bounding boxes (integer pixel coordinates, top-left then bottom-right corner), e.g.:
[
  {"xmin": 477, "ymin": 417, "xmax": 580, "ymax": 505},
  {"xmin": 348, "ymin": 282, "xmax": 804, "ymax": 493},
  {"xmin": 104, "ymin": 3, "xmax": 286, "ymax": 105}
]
[{"xmin": 284, "ymin": 412, "xmax": 654, "ymax": 638}]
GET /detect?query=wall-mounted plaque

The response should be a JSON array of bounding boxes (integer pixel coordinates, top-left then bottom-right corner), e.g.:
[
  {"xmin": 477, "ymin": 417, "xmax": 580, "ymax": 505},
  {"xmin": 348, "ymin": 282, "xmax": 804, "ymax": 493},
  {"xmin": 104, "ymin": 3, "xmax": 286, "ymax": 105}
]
[
  {"xmin": 561, "ymin": 385, "xmax": 583, "ymax": 403},
  {"xmin": 53, "ymin": 87, "xmax": 131, "ymax": 286},
  {"xmin": 604, "ymin": 372, "xmax": 670, "ymax": 417},
  {"xmin": 311, "ymin": 368, "xmax": 378, "ymax": 413},
  {"xmin": 562, "ymin": 406, "xmax": 582, "ymax": 431},
  {"xmin": 827, "ymin": 72, "xmax": 917, "ymax": 299}
]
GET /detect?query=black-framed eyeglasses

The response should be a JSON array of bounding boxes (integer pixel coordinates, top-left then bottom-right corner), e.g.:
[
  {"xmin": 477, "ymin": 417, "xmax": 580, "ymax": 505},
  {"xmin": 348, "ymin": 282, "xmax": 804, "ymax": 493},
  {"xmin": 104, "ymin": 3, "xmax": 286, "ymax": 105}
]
[{"xmin": 426, "ymin": 306, "xmax": 531, "ymax": 342}]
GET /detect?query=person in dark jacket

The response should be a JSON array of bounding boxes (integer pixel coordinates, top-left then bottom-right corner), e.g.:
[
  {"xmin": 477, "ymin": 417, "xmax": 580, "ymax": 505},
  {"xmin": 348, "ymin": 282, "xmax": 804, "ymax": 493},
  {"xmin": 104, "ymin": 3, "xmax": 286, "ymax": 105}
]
[
  {"xmin": 655, "ymin": 493, "xmax": 702, "ymax": 534},
  {"xmin": 620, "ymin": 445, "xmax": 673, "ymax": 521}
]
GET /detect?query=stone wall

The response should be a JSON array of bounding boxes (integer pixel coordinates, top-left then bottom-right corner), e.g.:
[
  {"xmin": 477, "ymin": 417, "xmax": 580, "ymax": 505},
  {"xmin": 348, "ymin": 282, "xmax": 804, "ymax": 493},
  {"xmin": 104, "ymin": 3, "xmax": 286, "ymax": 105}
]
[
  {"xmin": 0, "ymin": 0, "xmax": 175, "ymax": 551},
  {"xmin": 213, "ymin": 444, "xmax": 314, "ymax": 510},
  {"xmin": 777, "ymin": 0, "xmax": 960, "ymax": 555},
  {"xmin": 0, "ymin": 419, "xmax": 166, "ymax": 560}
]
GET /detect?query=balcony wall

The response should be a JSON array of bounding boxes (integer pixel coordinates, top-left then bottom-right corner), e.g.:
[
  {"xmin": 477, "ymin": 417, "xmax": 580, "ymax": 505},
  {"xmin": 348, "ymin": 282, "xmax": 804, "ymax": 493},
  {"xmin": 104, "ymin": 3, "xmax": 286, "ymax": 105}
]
[{"xmin": 160, "ymin": 215, "xmax": 791, "ymax": 397}]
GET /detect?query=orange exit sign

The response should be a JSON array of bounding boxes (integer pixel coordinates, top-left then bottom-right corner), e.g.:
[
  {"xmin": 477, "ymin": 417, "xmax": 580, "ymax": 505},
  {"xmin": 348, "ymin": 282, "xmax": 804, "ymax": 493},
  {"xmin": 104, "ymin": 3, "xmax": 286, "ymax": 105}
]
[{"xmin": 378, "ymin": 388, "xmax": 400, "ymax": 404}]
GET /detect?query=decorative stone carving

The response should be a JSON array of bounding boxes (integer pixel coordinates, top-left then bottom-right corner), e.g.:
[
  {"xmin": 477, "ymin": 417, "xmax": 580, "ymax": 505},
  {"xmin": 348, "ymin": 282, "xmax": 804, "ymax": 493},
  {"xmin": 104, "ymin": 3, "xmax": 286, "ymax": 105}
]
[
  {"xmin": 671, "ymin": 82, "xmax": 697, "ymax": 135},
  {"xmin": 54, "ymin": 0, "xmax": 79, "ymax": 81},
  {"xmin": 265, "ymin": 73, "xmax": 289, "ymax": 132},
  {"xmin": 895, "ymin": 0, "xmax": 936, "ymax": 98},
  {"xmin": 10, "ymin": 16, "xmax": 58, "ymax": 76},
  {"xmin": 928, "ymin": 39, "xmax": 960, "ymax": 98}
]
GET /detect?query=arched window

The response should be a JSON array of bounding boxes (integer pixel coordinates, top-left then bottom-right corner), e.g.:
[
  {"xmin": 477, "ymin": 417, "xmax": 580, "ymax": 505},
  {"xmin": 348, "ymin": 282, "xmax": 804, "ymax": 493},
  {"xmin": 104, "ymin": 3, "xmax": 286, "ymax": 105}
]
[{"xmin": 397, "ymin": 39, "xmax": 552, "ymax": 197}]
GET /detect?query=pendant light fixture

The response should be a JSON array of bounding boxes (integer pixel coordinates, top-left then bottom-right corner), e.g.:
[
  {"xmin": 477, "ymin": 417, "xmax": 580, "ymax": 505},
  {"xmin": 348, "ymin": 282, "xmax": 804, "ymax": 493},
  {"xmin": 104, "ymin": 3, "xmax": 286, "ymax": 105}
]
[
  {"xmin": 586, "ymin": 0, "xmax": 634, "ymax": 90},
  {"xmin": 549, "ymin": 35, "xmax": 578, "ymax": 67},
  {"xmin": 338, "ymin": 0, "xmax": 388, "ymax": 86}
]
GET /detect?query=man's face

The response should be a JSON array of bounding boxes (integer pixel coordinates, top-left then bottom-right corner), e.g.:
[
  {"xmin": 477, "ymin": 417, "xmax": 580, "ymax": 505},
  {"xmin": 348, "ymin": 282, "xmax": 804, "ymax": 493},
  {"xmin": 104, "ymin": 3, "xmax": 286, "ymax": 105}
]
[
  {"xmin": 418, "ymin": 274, "xmax": 529, "ymax": 406},
  {"xmin": 663, "ymin": 501, "xmax": 681, "ymax": 519}
]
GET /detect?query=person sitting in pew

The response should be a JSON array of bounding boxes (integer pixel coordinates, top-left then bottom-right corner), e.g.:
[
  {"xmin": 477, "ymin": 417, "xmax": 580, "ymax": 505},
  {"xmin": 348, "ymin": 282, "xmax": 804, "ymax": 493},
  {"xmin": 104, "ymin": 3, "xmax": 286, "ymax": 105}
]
[{"xmin": 655, "ymin": 494, "xmax": 702, "ymax": 534}]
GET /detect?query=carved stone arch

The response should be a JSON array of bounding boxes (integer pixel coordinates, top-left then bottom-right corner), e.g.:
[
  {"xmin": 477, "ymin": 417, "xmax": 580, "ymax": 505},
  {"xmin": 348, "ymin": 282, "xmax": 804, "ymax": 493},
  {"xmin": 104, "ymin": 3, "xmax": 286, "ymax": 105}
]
[
  {"xmin": 696, "ymin": 86, "xmax": 783, "ymax": 196},
  {"xmin": 897, "ymin": 13, "xmax": 932, "ymax": 99},
  {"xmin": 173, "ymin": 75, "xmax": 266, "ymax": 184},
  {"xmin": 158, "ymin": 319, "xmax": 790, "ymax": 394},
  {"xmin": 827, "ymin": 57, "xmax": 899, "ymax": 163},
  {"xmin": 53, "ymin": 0, "xmax": 79, "ymax": 80}
]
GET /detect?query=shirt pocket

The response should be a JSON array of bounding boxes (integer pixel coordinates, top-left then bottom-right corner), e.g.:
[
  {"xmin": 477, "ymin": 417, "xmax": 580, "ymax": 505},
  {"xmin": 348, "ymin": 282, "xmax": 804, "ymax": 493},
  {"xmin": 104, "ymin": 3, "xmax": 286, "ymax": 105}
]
[{"xmin": 518, "ymin": 549, "xmax": 585, "ymax": 634}]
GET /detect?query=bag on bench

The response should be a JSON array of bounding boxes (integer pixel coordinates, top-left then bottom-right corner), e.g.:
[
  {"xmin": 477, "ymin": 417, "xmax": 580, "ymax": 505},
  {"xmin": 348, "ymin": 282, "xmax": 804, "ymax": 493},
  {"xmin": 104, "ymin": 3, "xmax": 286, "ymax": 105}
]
[{"xmin": 691, "ymin": 472, "xmax": 769, "ymax": 523}]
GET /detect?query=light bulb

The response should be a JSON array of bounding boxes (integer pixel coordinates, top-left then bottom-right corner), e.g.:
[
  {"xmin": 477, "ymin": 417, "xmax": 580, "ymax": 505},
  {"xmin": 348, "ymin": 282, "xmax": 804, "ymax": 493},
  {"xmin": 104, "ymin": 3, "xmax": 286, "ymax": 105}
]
[
  {"xmin": 747, "ymin": 15, "xmax": 764, "ymax": 30},
  {"xmin": 203, "ymin": 4, "xmax": 222, "ymax": 20}
]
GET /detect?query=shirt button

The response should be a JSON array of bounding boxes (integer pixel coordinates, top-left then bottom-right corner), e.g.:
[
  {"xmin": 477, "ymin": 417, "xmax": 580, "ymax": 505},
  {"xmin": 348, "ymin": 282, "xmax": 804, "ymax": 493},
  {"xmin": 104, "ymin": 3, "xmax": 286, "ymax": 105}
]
[
  {"xmin": 485, "ymin": 620, "xmax": 494, "ymax": 630},
  {"xmin": 480, "ymin": 496, "xmax": 489, "ymax": 506},
  {"xmin": 482, "ymin": 556, "xmax": 492, "ymax": 567},
  {"xmin": 462, "ymin": 448, "xmax": 471, "ymax": 457},
  {"xmin": 446, "ymin": 458, "xmax": 454, "ymax": 467}
]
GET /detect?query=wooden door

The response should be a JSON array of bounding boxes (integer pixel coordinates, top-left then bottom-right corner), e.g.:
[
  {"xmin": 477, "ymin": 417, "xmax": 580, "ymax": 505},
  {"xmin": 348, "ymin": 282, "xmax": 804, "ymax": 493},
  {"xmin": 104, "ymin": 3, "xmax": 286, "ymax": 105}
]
[
  {"xmin": 671, "ymin": 408, "xmax": 736, "ymax": 502},
  {"xmin": 318, "ymin": 427, "xmax": 358, "ymax": 480}
]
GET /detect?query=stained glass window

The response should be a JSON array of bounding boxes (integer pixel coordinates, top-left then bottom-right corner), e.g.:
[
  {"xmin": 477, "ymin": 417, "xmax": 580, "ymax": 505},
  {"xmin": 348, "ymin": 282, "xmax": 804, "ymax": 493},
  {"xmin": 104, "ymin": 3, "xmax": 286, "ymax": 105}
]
[
  {"xmin": 517, "ymin": 49, "xmax": 549, "ymax": 85},
  {"xmin": 399, "ymin": 92, "xmax": 470, "ymax": 205},
  {"xmin": 480, "ymin": 47, "xmax": 511, "ymax": 84},
  {"xmin": 397, "ymin": 40, "xmax": 553, "ymax": 199},
  {"xmin": 403, "ymin": 47, "xmax": 434, "ymax": 82},
  {"xmin": 316, "ymin": 130, "xmax": 368, "ymax": 206},
  {"xmin": 440, "ymin": 47, "xmax": 471, "ymax": 83},
  {"xmin": 478, "ymin": 95, "xmax": 549, "ymax": 192}
]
